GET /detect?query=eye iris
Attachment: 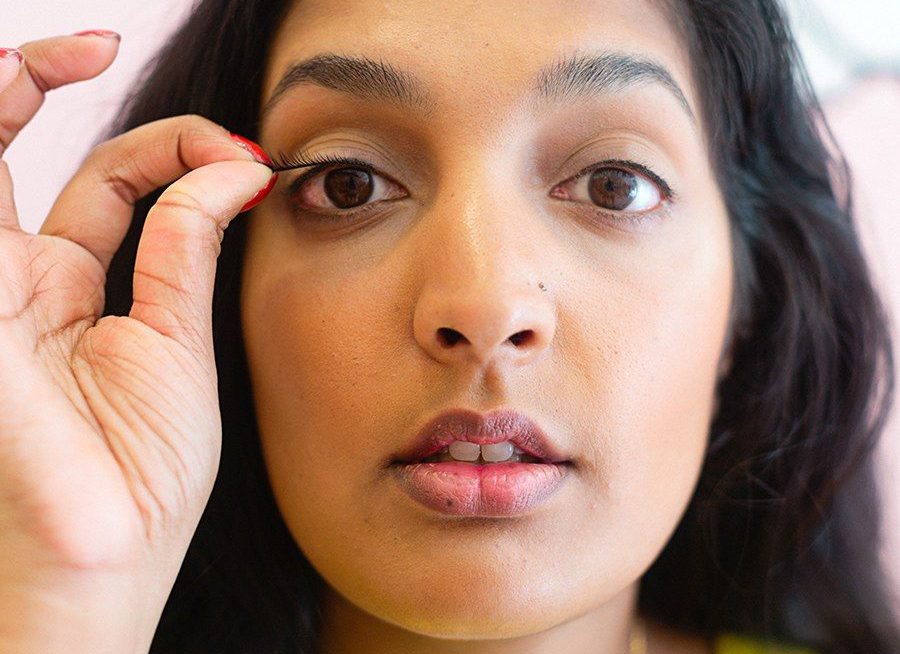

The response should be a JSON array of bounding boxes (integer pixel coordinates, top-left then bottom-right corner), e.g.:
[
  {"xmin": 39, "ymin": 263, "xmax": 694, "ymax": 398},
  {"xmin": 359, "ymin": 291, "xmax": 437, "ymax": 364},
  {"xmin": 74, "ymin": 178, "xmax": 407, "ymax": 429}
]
[
  {"xmin": 588, "ymin": 168, "xmax": 638, "ymax": 210},
  {"xmin": 324, "ymin": 168, "xmax": 373, "ymax": 209}
]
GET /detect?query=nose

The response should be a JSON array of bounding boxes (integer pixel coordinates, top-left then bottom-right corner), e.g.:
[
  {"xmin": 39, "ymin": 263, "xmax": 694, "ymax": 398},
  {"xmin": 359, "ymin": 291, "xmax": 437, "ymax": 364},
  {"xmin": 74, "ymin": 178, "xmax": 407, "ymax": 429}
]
[{"xmin": 412, "ymin": 175, "xmax": 557, "ymax": 371}]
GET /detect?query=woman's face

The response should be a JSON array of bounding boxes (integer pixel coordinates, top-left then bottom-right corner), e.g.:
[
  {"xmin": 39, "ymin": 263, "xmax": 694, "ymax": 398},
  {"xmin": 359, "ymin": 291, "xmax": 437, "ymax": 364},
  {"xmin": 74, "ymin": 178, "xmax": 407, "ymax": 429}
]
[{"xmin": 242, "ymin": 0, "xmax": 733, "ymax": 645}]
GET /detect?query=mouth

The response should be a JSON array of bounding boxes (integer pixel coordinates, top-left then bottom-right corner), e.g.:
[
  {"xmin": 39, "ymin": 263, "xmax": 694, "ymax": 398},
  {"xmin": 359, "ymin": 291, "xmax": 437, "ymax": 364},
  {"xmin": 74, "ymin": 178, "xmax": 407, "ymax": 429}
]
[
  {"xmin": 391, "ymin": 407, "xmax": 571, "ymax": 466},
  {"xmin": 389, "ymin": 407, "xmax": 571, "ymax": 516}
]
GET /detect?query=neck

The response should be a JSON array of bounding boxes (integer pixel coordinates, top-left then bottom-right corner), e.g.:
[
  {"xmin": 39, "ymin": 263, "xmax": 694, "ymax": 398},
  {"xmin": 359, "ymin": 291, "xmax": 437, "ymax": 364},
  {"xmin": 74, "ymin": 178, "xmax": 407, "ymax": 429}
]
[{"xmin": 317, "ymin": 581, "xmax": 640, "ymax": 654}]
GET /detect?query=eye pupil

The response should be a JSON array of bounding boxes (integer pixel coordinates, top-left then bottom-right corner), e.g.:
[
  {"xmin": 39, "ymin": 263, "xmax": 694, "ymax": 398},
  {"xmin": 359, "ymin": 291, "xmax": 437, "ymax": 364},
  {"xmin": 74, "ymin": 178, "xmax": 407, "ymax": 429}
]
[
  {"xmin": 324, "ymin": 168, "xmax": 373, "ymax": 208},
  {"xmin": 588, "ymin": 168, "xmax": 638, "ymax": 210}
]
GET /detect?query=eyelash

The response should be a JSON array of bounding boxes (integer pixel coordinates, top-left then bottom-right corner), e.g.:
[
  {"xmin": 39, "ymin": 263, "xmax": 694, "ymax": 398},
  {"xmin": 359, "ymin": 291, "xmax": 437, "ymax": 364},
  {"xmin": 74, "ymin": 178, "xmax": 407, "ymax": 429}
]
[
  {"xmin": 271, "ymin": 150, "xmax": 389, "ymax": 223},
  {"xmin": 269, "ymin": 149, "xmax": 676, "ymax": 229}
]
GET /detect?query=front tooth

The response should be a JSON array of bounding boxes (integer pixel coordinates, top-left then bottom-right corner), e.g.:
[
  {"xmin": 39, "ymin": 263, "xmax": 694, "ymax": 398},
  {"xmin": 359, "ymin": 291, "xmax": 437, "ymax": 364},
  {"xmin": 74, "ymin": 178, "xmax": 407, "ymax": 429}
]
[
  {"xmin": 481, "ymin": 442, "xmax": 515, "ymax": 462},
  {"xmin": 448, "ymin": 440, "xmax": 480, "ymax": 462}
]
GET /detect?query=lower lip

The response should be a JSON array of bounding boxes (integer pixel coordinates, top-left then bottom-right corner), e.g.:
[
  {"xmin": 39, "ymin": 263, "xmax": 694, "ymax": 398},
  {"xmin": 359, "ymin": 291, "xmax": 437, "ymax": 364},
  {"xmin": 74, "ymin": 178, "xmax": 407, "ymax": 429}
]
[{"xmin": 391, "ymin": 460, "xmax": 570, "ymax": 517}]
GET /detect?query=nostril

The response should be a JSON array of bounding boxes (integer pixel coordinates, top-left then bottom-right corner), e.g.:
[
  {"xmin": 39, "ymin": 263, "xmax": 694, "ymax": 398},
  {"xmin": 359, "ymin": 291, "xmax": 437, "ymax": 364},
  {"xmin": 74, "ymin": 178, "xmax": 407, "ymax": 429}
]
[
  {"xmin": 437, "ymin": 328, "xmax": 534, "ymax": 348},
  {"xmin": 509, "ymin": 330, "xmax": 532, "ymax": 346},
  {"xmin": 437, "ymin": 327, "xmax": 465, "ymax": 347}
]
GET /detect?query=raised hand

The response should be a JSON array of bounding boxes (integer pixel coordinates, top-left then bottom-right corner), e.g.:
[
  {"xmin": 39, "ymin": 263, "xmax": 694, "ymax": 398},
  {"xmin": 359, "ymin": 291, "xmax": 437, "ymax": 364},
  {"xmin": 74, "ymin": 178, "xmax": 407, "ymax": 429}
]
[{"xmin": 0, "ymin": 33, "xmax": 275, "ymax": 653}]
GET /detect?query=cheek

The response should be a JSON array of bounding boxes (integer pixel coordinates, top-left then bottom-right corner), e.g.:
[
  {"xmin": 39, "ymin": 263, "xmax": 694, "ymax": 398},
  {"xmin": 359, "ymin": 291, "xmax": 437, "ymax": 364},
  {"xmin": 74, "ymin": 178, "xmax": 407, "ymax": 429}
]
[
  {"xmin": 241, "ymin": 261, "xmax": 400, "ymax": 517},
  {"xmin": 569, "ymin": 200, "xmax": 734, "ymax": 541}
]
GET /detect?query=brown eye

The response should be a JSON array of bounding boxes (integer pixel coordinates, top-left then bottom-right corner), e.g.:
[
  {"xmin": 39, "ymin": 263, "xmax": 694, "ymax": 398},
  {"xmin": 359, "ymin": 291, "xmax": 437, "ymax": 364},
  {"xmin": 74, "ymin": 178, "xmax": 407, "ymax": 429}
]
[
  {"xmin": 553, "ymin": 162, "xmax": 665, "ymax": 213},
  {"xmin": 287, "ymin": 161, "xmax": 406, "ymax": 216},
  {"xmin": 588, "ymin": 168, "xmax": 638, "ymax": 210},
  {"xmin": 323, "ymin": 168, "xmax": 374, "ymax": 208}
]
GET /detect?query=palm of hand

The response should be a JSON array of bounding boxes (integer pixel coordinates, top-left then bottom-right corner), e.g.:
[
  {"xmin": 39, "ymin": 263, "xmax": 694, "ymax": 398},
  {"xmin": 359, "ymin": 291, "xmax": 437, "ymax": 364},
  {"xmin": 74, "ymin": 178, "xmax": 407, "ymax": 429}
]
[{"xmin": 0, "ymin": 226, "xmax": 220, "ymax": 572}]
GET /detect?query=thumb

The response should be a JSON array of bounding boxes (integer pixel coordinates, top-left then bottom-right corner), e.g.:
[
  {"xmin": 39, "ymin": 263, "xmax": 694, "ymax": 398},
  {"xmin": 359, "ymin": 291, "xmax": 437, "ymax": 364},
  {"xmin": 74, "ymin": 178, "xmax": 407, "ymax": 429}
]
[{"xmin": 130, "ymin": 160, "xmax": 275, "ymax": 354}]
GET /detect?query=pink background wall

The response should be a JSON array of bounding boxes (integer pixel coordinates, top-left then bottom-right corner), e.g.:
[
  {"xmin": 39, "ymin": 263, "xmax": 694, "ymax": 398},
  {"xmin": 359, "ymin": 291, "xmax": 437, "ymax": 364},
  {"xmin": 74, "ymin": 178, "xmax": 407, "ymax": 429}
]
[
  {"xmin": 826, "ymin": 77, "xmax": 900, "ymax": 607},
  {"xmin": 2, "ymin": 0, "xmax": 898, "ymax": 614}
]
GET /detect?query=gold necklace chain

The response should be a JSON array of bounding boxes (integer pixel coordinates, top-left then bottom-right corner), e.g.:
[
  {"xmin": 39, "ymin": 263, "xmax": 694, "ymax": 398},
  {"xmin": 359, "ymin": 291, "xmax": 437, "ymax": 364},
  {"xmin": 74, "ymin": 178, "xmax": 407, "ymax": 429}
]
[{"xmin": 628, "ymin": 617, "xmax": 648, "ymax": 654}]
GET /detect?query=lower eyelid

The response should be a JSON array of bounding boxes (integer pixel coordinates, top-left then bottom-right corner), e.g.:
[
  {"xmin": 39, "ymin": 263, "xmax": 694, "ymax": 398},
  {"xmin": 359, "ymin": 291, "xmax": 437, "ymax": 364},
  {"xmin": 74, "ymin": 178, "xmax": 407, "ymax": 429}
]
[{"xmin": 568, "ymin": 200, "xmax": 671, "ymax": 236}]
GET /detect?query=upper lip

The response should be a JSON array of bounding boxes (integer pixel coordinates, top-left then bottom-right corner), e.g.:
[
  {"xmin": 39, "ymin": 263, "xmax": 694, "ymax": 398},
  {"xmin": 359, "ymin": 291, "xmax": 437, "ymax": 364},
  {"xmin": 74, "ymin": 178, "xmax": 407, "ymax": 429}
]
[{"xmin": 392, "ymin": 408, "xmax": 570, "ymax": 464}]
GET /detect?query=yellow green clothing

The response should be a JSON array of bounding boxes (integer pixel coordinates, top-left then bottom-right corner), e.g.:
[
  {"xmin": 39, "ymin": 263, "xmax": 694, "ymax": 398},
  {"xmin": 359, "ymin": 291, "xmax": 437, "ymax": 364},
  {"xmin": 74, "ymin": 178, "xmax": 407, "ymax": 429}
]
[{"xmin": 714, "ymin": 633, "xmax": 818, "ymax": 654}]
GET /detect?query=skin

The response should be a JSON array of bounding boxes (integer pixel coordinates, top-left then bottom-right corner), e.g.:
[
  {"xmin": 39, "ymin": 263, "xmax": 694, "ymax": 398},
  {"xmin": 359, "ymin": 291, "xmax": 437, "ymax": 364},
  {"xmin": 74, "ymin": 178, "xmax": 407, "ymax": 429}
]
[{"xmin": 241, "ymin": 1, "xmax": 733, "ymax": 652}]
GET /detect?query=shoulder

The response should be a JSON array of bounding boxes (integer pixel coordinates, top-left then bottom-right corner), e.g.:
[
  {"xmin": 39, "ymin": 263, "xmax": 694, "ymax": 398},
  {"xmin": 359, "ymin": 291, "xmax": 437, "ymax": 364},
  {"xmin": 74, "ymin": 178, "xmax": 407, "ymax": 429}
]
[{"xmin": 713, "ymin": 632, "xmax": 819, "ymax": 654}]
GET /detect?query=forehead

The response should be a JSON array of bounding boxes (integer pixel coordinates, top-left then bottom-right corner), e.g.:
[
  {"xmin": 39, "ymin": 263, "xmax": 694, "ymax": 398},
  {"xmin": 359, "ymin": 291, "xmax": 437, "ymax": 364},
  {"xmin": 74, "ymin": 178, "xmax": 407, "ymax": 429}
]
[{"xmin": 261, "ymin": 0, "xmax": 696, "ymax": 128}]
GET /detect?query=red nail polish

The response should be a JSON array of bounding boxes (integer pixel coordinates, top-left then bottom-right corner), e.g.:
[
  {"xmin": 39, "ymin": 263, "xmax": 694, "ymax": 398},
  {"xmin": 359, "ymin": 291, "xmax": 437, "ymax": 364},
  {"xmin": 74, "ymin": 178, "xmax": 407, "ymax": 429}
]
[
  {"xmin": 229, "ymin": 133, "xmax": 274, "ymax": 167},
  {"xmin": 73, "ymin": 29, "xmax": 121, "ymax": 40},
  {"xmin": 241, "ymin": 173, "xmax": 279, "ymax": 212},
  {"xmin": 0, "ymin": 48, "xmax": 23, "ymax": 64}
]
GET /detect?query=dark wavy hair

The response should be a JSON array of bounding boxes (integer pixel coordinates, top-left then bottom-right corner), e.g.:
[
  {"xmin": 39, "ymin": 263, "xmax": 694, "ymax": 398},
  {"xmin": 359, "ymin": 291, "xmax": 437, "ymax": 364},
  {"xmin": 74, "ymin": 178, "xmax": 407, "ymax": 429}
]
[{"xmin": 96, "ymin": 0, "xmax": 900, "ymax": 652}]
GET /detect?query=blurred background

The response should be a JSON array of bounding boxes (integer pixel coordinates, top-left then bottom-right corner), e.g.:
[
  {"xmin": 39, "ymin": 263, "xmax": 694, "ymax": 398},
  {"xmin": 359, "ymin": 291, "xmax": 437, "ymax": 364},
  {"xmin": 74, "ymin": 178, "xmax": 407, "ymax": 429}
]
[{"xmin": 2, "ymin": 0, "xmax": 898, "ymax": 616}]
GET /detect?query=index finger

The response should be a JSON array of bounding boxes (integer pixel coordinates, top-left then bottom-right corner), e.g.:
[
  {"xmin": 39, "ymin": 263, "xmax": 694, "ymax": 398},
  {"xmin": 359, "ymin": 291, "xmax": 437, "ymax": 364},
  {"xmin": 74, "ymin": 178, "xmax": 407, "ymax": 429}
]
[{"xmin": 40, "ymin": 115, "xmax": 271, "ymax": 272}]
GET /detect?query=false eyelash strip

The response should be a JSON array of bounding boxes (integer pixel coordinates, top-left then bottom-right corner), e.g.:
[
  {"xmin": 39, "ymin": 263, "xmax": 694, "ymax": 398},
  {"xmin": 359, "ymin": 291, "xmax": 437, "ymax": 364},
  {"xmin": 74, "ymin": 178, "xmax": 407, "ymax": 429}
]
[{"xmin": 269, "ymin": 151, "xmax": 375, "ymax": 173}]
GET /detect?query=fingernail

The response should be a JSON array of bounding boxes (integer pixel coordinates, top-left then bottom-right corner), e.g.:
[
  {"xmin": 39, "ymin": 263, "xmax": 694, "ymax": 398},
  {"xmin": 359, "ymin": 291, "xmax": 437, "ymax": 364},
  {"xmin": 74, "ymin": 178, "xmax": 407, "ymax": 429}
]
[
  {"xmin": 0, "ymin": 48, "xmax": 24, "ymax": 65},
  {"xmin": 72, "ymin": 29, "xmax": 121, "ymax": 41},
  {"xmin": 241, "ymin": 173, "xmax": 279, "ymax": 213},
  {"xmin": 228, "ymin": 133, "xmax": 274, "ymax": 167}
]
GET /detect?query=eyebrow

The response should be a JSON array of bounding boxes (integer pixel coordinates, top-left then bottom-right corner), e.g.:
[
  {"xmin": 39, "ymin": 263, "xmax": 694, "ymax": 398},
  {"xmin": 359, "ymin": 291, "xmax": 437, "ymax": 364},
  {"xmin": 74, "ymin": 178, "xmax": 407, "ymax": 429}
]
[
  {"xmin": 535, "ymin": 51, "xmax": 695, "ymax": 124},
  {"xmin": 261, "ymin": 50, "xmax": 696, "ymax": 125},
  {"xmin": 262, "ymin": 53, "xmax": 431, "ymax": 118}
]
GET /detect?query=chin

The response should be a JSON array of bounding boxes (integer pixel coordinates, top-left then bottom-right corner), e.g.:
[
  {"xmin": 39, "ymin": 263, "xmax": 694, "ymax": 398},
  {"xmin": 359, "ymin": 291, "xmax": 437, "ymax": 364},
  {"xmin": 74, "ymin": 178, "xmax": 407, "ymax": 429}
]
[{"xmin": 343, "ymin": 566, "xmax": 597, "ymax": 640}]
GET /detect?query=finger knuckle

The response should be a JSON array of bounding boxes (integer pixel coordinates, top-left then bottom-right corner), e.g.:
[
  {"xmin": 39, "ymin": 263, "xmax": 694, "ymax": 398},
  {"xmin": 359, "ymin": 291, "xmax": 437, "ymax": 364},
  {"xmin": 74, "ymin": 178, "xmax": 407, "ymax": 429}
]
[
  {"xmin": 176, "ymin": 116, "xmax": 229, "ymax": 165},
  {"xmin": 21, "ymin": 56, "xmax": 53, "ymax": 94},
  {"xmin": 150, "ymin": 190, "xmax": 223, "ymax": 254},
  {"xmin": 85, "ymin": 138, "xmax": 128, "ymax": 175},
  {"xmin": 179, "ymin": 113, "xmax": 215, "ymax": 130},
  {"xmin": 81, "ymin": 139, "xmax": 149, "ymax": 207},
  {"xmin": 175, "ymin": 114, "xmax": 224, "ymax": 142},
  {"xmin": 85, "ymin": 139, "xmax": 112, "ymax": 163},
  {"xmin": 155, "ymin": 188, "xmax": 208, "ymax": 218}
]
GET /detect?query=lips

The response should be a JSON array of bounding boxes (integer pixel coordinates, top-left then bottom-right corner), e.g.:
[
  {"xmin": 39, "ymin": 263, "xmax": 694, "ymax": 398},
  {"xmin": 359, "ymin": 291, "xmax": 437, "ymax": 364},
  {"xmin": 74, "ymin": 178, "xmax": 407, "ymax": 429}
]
[{"xmin": 392, "ymin": 408, "xmax": 570, "ymax": 465}]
